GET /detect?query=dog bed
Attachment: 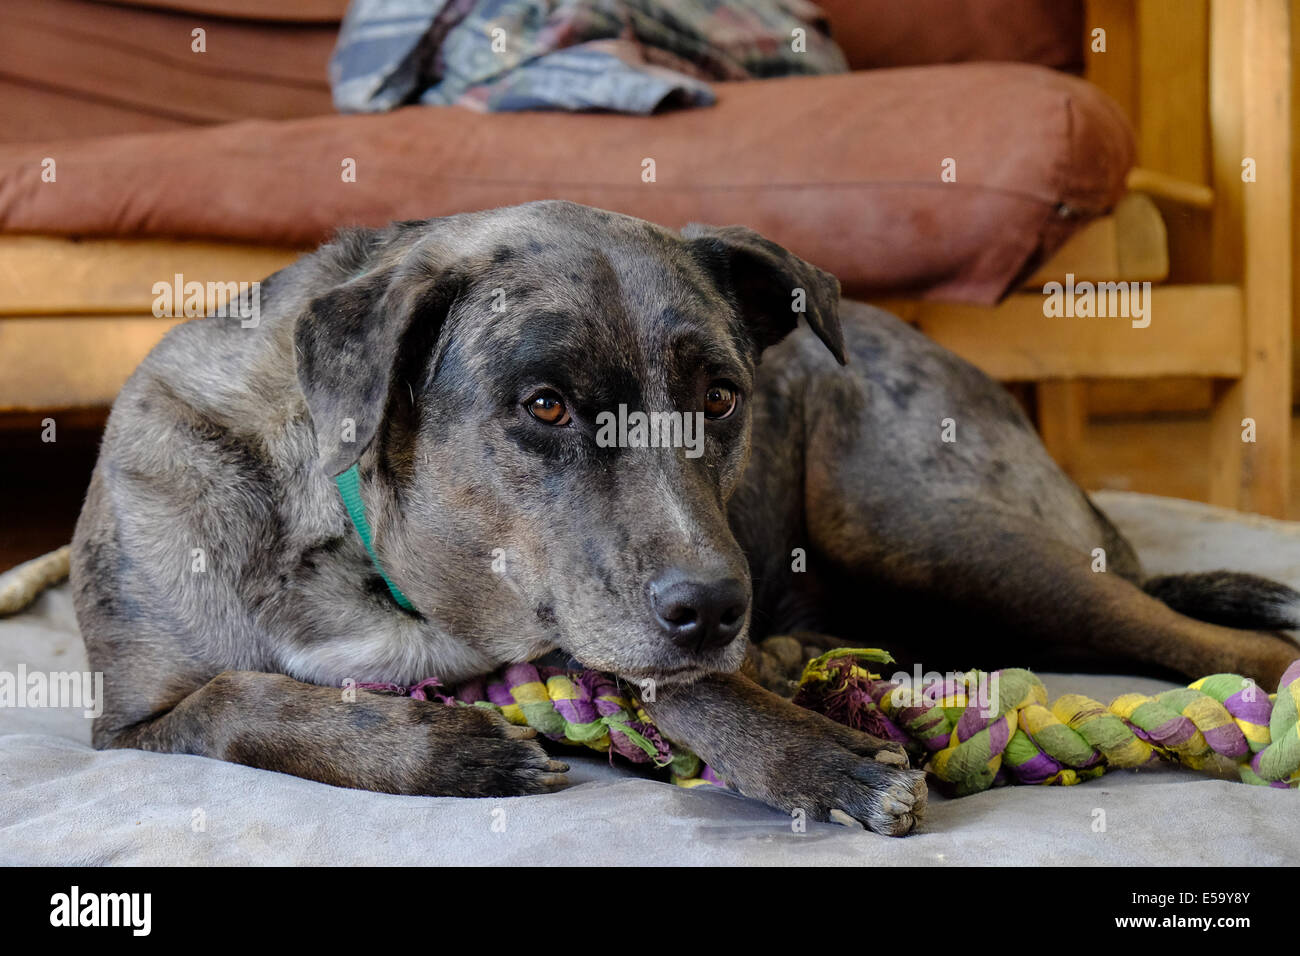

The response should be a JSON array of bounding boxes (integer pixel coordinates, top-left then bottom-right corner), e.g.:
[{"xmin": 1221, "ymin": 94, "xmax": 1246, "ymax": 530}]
[{"xmin": 1, "ymin": 490, "xmax": 1296, "ymax": 866}]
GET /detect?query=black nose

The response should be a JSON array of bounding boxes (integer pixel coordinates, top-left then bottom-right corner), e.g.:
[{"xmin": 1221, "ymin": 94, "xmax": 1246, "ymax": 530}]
[{"xmin": 649, "ymin": 570, "xmax": 748, "ymax": 653}]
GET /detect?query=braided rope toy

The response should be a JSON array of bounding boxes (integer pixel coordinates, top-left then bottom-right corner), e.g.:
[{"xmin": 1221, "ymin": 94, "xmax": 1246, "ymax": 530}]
[
  {"xmin": 362, "ymin": 650, "xmax": 1300, "ymax": 797},
  {"xmin": 793, "ymin": 649, "xmax": 1300, "ymax": 796},
  {"xmin": 359, "ymin": 663, "xmax": 721, "ymax": 787}
]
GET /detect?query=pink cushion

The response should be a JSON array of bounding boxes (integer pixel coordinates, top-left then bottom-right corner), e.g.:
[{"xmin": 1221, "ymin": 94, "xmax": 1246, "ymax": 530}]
[
  {"xmin": 0, "ymin": 64, "xmax": 1133, "ymax": 304},
  {"xmin": 0, "ymin": 0, "xmax": 336, "ymax": 144},
  {"xmin": 818, "ymin": 0, "xmax": 1084, "ymax": 72}
]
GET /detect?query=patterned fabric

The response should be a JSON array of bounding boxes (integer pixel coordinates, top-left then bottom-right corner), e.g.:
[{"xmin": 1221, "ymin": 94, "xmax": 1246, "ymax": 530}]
[{"xmin": 330, "ymin": 0, "xmax": 847, "ymax": 114}]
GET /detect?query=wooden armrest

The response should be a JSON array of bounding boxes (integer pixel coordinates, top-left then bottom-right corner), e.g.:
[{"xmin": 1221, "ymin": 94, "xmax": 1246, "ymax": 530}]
[
  {"xmin": 1124, "ymin": 167, "xmax": 1216, "ymax": 210},
  {"xmin": 1022, "ymin": 192, "xmax": 1169, "ymax": 288}
]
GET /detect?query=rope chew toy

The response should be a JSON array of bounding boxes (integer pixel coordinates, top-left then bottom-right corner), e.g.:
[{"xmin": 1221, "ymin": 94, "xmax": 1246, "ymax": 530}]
[
  {"xmin": 363, "ymin": 650, "xmax": 1300, "ymax": 797},
  {"xmin": 359, "ymin": 662, "xmax": 720, "ymax": 786},
  {"xmin": 793, "ymin": 649, "xmax": 1300, "ymax": 795}
]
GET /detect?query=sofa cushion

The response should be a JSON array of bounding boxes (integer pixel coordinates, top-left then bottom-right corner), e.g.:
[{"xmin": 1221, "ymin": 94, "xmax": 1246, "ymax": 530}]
[
  {"xmin": 94, "ymin": 0, "xmax": 1085, "ymax": 68},
  {"xmin": 817, "ymin": 0, "xmax": 1084, "ymax": 72},
  {"xmin": 0, "ymin": 0, "xmax": 337, "ymax": 143},
  {"xmin": 91, "ymin": 0, "xmax": 350, "ymax": 21},
  {"xmin": 0, "ymin": 63, "xmax": 1133, "ymax": 303}
]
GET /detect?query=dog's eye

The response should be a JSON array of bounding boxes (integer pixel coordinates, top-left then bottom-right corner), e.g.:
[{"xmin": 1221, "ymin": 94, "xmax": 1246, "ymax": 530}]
[
  {"xmin": 525, "ymin": 389, "xmax": 571, "ymax": 426},
  {"xmin": 703, "ymin": 381, "xmax": 739, "ymax": 420}
]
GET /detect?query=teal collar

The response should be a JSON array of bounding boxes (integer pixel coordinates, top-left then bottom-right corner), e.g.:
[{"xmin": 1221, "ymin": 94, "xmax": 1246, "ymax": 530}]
[{"xmin": 334, "ymin": 464, "xmax": 416, "ymax": 612}]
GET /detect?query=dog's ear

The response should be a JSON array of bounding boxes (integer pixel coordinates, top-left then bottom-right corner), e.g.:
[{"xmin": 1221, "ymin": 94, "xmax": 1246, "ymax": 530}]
[
  {"xmin": 683, "ymin": 224, "xmax": 845, "ymax": 365},
  {"xmin": 294, "ymin": 247, "xmax": 459, "ymax": 477}
]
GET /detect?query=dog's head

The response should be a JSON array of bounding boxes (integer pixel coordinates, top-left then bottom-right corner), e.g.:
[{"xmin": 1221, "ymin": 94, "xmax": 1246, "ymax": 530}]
[{"xmin": 293, "ymin": 200, "xmax": 843, "ymax": 684}]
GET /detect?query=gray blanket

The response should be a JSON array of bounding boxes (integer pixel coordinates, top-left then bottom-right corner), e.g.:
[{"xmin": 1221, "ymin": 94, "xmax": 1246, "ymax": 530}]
[{"xmin": 2, "ymin": 491, "xmax": 1297, "ymax": 865}]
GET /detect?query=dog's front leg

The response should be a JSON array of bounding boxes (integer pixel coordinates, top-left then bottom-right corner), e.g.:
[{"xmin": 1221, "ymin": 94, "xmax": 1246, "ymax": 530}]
[
  {"xmin": 643, "ymin": 672, "xmax": 927, "ymax": 836},
  {"xmin": 102, "ymin": 670, "xmax": 568, "ymax": 797}
]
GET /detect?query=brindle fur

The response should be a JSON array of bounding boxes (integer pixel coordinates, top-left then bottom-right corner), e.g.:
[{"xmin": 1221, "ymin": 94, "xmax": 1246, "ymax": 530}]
[{"xmin": 72, "ymin": 201, "xmax": 1300, "ymax": 836}]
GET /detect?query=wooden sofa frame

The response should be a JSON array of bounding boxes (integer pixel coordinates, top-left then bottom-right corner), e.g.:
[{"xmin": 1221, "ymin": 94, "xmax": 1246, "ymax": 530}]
[
  {"xmin": 1048, "ymin": 0, "xmax": 1293, "ymax": 518},
  {"xmin": 0, "ymin": 0, "xmax": 1292, "ymax": 516}
]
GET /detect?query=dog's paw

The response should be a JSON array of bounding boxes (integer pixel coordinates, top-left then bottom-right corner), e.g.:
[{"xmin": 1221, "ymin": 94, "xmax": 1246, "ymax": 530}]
[
  {"xmin": 758, "ymin": 723, "xmax": 928, "ymax": 836},
  {"xmin": 412, "ymin": 703, "xmax": 570, "ymax": 798},
  {"xmin": 832, "ymin": 756, "xmax": 928, "ymax": 837}
]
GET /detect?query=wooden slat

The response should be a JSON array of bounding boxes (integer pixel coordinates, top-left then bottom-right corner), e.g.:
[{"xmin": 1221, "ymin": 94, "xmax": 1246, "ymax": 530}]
[
  {"xmin": 1137, "ymin": 0, "xmax": 1211, "ymax": 185},
  {"xmin": 1125, "ymin": 167, "xmax": 1216, "ymax": 209},
  {"xmin": 1036, "ymin": 381, "xmax": 1088, "ymax": 477},
  {"xmin": 1087, "ymin": 378, "xmax": 1214, "ymax": 416},
  {"xmin": 1085, "ymin": 0, "xmax": 1138, "ymax": 124},
  {"xmin": 879, "ymin": 285, "xmax": 1243, "ymax": 381},
  {"xmin": 1207, "ymin": 0, "xmax": 1292, "ymax": 518},
  {"xmin": 1294, "ymin": 0, "xmax": 1300, "ymax": 402},
  {"xmin": 1022, "ymin": 193, "xmax": 1169, "ymax": 288},
  {"xmin": 0, "ymin": 215, "xmax": 1169, "ymax": 316},
  {"xmin": 12, "ymin": 290, "xmax": 1242, "ymax": 411},
  {"xmin": 0, "ymin": 316, "xmax": 180, "ymax": 410},
  {"xmin": 1138, "ymin": 0, "xmax": 1215, "ymax": 284},
  {"xmin": 0, "ymin": 237, "xmax": 304, "ymax": 316},
  {"xmin": 1208, "ymin": 0, "xmax": 1245, "ymax": 284}
]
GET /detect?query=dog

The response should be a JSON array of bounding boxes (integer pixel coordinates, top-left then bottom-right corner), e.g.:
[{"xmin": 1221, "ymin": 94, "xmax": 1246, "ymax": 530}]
[{"xmin": 71, "ymin": 200, "xmax": 1300, "ymax": 836}]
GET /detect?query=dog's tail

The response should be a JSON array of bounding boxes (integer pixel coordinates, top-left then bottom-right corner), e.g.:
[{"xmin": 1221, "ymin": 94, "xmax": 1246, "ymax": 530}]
[
  {"xmin": 0, "ymin": 546, "xmax": 71, "ymax": 617},
  {"xmin": 1143, "ymin": 570, "xmax": 1300, "ymax": 631}
]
